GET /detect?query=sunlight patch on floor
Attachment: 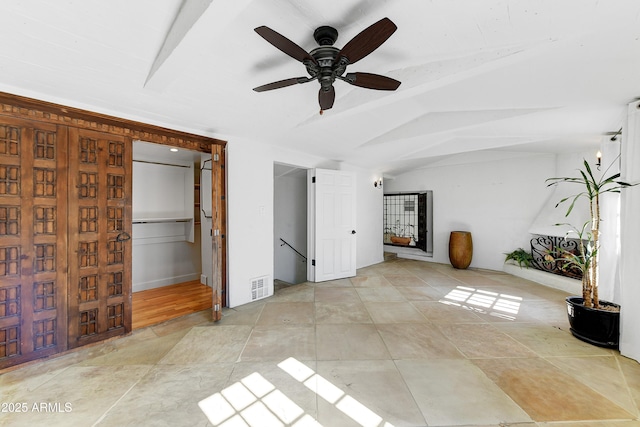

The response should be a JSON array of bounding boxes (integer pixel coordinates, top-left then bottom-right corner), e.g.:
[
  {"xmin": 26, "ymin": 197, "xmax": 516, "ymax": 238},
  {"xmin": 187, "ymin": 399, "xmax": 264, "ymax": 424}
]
[
  {"xmin": 441, "ymin": 286, "xmax": 522, "ymax": 320},
  {"xmin": 199, "ymin": 357, "xmax": 395, "ymax": 427}
]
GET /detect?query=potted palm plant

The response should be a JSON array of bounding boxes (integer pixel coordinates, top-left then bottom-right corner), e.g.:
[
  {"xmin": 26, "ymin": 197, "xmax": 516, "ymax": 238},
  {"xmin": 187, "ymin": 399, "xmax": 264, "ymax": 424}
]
[{"xmin": 546, "ymin": 158, "xmax": 636, "ymax": 348}]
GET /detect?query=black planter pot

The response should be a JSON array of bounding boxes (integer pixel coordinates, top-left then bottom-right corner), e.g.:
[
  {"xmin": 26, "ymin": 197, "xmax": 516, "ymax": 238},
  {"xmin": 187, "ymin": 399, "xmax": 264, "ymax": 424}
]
[{"xmin": 566, "ymin": 296, "xmax": 620, "ymax": 349}]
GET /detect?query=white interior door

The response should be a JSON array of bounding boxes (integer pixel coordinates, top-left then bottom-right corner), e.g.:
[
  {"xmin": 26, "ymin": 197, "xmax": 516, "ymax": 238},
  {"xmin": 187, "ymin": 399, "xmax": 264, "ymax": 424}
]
[{"xmin": 309, "ymin": 168, "xmax": 357, "ymax": 282}]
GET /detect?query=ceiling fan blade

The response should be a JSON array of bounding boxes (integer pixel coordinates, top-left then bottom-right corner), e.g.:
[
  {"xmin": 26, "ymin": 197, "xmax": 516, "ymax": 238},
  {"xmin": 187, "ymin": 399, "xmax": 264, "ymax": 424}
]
[
  {"xmin": 337, "ymin": 17, "xmax": 397, "ymax": 65},
  {"xmin": 255, "ymin": 26, "xmax": 317, "ymax": 64},
  {"xmin": 318, "ymin": 86, "xmax": 335, "ymax": 111},
  {"xmin": 344, "ymin": 72, "xmax": 401, "ymax": 90},
  {"xmin": 253, "ymin": 77, "xmax": 308, "ymax": 92}
]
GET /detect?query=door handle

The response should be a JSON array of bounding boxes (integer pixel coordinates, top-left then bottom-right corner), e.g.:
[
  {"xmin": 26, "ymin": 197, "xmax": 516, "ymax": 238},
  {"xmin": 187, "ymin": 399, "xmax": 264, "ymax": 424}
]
[
  {"xmin": 116, "ymin": 231, "xmax": 131, "ymax": 242},
  {"xmin": 351, "ymin": 230, "xmax": 356, "ymax": 234}
]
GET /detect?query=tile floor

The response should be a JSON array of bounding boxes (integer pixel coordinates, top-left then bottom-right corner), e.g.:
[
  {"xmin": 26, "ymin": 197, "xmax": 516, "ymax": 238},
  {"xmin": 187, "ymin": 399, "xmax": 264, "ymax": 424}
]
[{"xmin": 2, "ymin": 259, "xmax": 640, "ymax": 427}]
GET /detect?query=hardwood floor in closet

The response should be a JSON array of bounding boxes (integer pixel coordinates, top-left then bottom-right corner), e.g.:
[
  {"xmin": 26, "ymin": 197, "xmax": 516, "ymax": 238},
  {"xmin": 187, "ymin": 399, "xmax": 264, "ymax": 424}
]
[{"xmin": 132, "ymin": 281, "xmax": 212, "ymax": 330}]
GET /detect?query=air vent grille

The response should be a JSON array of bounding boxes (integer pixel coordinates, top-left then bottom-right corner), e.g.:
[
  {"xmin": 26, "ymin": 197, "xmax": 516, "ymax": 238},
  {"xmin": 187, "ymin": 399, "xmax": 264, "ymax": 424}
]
[{"xmin": 251, "ymin": 276, "xmax": 268, "ymax": 301}]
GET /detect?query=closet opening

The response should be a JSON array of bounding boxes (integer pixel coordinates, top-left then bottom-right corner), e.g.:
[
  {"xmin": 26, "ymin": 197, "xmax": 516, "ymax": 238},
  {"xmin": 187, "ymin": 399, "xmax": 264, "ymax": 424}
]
[{"xmin": 131, "ymin": 141, "xmax": 213, "ymax": 329}]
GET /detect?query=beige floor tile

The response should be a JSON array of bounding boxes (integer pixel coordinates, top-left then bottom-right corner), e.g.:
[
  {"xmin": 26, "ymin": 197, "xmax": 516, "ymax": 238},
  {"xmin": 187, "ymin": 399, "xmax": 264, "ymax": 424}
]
[
  {"xmin": 430, "ymin": 284, "xmax": 535, "ymax": 322},
  {"xmin": 537, "ymin": 422, "xmax": 640, "ymax": 427},
  {"xmin": 149, "ymin": 309, "xmax": 212, "ymax": 337},
  {"xmin": 224, "ymin": 360, "xmax": 319, "ymax": 423},
  {"xmin": 395, "ymin": 285, "xmax": 442, "ymax": 301},
  {"xmin": 420, "ymin": 276, "xmax": 464, "ymax": 288},
  {"xmin": 474, "ymin": 357, "xmax": 635, "ymax": 422},
  {"xmin": 256, "ymin": 301, "xmax": 315, "ymax": 326},
  {"xmin": 523, "ymin": 283, "xmax": 575, "ymax": 300},
  {"xmin": 1, "ymin": 364, "xmax": 71, "ymax": 401},
  {"xmin": 396, "ymin": 359, "xmax": 533, "ymax": 426},
  {"xmin": 619, "ymin": 354, "xmax": 640, "ymax": 415},
  {"xmin": 546, "ymin": 355, "xmax": 638, "ymax": 416},
  {"xmin": 350, "ymin": 275, "xmax": 392, "ymax": 288},
  {"xmin": 78, "ymin": 329, "xmax": 186, "ymax": 366},
  {"xmin": 365, "ymin": 301, "xmax": 427, "ymax": 323},
  {"xmin": 310, "ymin": 278, "xmax": 354, "ymax": 287},
  {"xmin": 369, "ymin": 265, "xmax": 411, "ymax": 275},
  {"xmin": 436, "ymin": 323, "xmax": 537, "ymax": 358},
  {"xmin": 2, "ymin": 365, "xmax": 152, "ymax": 427},
  {"xmin": 382, "ymin": 273, "xmax": 427, "ymax": 287},
  {"xmin": 445, "ymin": 267, "xmax": 486, "ymax": 278},
  {"xmin": 159, "ymin": 325, "xmax": 252, "ymax": 364},
  {"xmin": 454, "ymin": 275, "xmax": 508, "ymax": 288},
  {"xmin": 268, "ymin": 284, "xmax": 315, "ymax": 302},
  {"xmin": 471, "ymin": 298, "xmax": 567, "ymax": 325},
  {"xmin": 4, "ymin": 259, "xmax": 639, "ymax": 427},
  {"xmin": 314, "ymin": 287, "xmax": 360, "ymax": 303},
  {"xmin": 356, "ymin": 286, "xmax": 405, "ymax": 302},
  {"xmin": 412, "ymin": 300, "xmax": 486, "ymax": 324},
  {"xmin": 377, "ymin": 323, "xmax": 463, "ymax": 359},
  {"xmin": 495, "ymin": 322, "xmax": 612, "ymax": 357},
  {"xmin": 465, "ymin": 284, "xmax": 563, "ymax": 303},
  {"xmin": 241, "ymin": 326, "xmax": 316, "ymax": 361},
  {"xmin": 315, "ymin": 302, "xmax": 372, "ymax": 324},
  {"xmin": 98, "ymin": 363, "xmax": 234, "ymax": 426},
  {"xmin": 355, "ymin": 265, "xmax": 381, "ymax": 276},
  {"xmin": 217, "ymin": 301, "xmax": 265, "ymax": 325},
  {"xmin": 316, "ymin": 324, "xmax": 390, "ymax": 360},
  {"xmin": 409, "ymin": 268, "xmax": 454, "ymax": 280},
  {"xmin": 315, "ymin": 360, "xmax": 427, "ymax": 427}
]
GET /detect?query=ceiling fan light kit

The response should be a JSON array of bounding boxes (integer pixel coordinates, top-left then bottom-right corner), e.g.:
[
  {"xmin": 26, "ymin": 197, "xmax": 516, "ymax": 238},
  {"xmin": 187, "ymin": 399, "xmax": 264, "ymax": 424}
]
[{"xmin": 253, "ymin": 17, "xmax": 401, "ymax": 113}]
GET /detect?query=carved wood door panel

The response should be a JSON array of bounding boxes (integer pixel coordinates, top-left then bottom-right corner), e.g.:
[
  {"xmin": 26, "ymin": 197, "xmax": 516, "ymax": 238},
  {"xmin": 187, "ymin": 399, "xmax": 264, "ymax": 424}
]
[
  {"xmin": 0, "ymin": 117, "xmax": 68, "ymax": 369},
  {"xmin": 67, "ymin": 128, "xmax": 132, "ymax": 348}
]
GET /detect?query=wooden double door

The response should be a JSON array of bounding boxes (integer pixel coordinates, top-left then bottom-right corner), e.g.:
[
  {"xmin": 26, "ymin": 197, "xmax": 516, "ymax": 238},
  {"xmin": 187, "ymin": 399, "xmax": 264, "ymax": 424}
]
[{"xmin": 0, "ymin": 118, "xmax": 132, "ymax": 368}]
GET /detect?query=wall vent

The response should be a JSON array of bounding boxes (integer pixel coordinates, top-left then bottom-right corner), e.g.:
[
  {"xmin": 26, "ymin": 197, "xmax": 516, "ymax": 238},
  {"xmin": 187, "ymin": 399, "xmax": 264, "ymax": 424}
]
[{"xmin": 251, "ymin": 276, "xmax": 268, "ymax": 301}]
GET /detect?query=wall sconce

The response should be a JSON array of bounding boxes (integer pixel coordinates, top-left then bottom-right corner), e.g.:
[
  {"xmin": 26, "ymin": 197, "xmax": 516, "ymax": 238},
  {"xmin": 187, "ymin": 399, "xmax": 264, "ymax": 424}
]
[
  {"xmin": 596, "ymin": 150, "xmax": 602, "ymax": 170},
  {"xmin": 374, "ymin": 178, "xmax": 383, "ymax": 188}
]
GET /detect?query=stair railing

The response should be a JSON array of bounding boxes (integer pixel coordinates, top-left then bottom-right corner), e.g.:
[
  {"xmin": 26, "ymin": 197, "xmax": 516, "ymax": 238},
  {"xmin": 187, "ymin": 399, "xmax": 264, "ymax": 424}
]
[{"xmin": 279, "ymin": 238, "xmax": 307, "ymax": 262}]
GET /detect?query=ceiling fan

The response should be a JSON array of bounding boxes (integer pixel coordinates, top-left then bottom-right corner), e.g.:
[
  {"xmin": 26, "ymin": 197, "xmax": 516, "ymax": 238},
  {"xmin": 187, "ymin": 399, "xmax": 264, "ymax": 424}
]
[{"xmin": 253, "ymin": 17, "xmax": 401, "ymax": 113}]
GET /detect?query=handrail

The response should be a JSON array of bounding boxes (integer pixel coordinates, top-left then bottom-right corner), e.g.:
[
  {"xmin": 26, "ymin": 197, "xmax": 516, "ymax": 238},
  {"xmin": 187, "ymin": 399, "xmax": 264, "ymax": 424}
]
[{"xmin": 280, "ymin": 238, "xmax": 307, "ymax": 262}]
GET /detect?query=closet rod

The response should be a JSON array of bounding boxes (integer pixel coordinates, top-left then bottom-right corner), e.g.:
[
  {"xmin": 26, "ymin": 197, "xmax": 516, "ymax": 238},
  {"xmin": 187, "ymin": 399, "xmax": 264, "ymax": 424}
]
[{"xmin": 133, "ymin": 159, "xmax": 191, "ymax": 168}]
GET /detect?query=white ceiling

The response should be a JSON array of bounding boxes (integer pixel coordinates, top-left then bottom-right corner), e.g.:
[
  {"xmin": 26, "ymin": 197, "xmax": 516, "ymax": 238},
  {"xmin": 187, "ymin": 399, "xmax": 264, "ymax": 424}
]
[{"xmin": 1, "ymin": 0, "xmax": 639, "ymax": 175}]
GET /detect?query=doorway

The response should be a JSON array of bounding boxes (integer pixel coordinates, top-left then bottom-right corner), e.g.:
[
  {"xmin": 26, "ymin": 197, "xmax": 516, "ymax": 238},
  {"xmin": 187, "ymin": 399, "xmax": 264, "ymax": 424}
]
[
  {"xmin": 131, "ymin": 141, "xmax": 213, "ymax": 328},
  {"xmin": 273, "ymin": 163, "xmax": 308, "ymax": 287}
]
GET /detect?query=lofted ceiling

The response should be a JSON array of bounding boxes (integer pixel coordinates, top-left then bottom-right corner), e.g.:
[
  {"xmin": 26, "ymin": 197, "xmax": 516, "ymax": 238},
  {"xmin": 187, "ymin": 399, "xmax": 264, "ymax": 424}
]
[{"xmin": 1, "ymin": 0, "xmax": 639, "ymax": 175}]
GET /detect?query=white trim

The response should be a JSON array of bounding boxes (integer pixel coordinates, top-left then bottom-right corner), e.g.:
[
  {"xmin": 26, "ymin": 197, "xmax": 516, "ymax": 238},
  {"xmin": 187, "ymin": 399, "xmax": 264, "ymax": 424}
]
[{"xmin": 503, "ymin": 263, "xmax": 581, "ymax": 295}]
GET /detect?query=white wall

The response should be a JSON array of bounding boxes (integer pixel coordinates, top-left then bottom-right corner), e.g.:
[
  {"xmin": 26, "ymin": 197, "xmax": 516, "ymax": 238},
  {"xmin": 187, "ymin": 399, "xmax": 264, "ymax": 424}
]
[
  {"xmin": 384, "ymin": 151, "xmax": 555, "ymax": 271},
  {"xmin": 339, "ymin": 163, "xmax": 384, "ymax": 269},
  {"xmin": 529, "ymin": 151, "xmax": 594, "ymax": 238},
  {"xmin": 274, "ymin": 170, "xmax": 307, "ymax": 284},
  {"xmin": 132, "ymin": 224, "xmax": 201, "ymax": 291},
  {"xmin": 226, "ymin": 138, "xmax": 383, "ymax": 307},
  {"xmin": 620, "ymin": 100, "xmax": 640, "ymax": 361}
]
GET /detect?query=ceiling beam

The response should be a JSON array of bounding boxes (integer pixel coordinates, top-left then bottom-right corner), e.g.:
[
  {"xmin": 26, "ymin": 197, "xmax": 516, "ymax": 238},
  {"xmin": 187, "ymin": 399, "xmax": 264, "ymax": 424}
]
[
  {"xmin": 145, "ymin": 0, "xmax": 213, "ymax": 87},
  {"xmin": 144, "ymin": 0, "xmax": 252, "ymax": 90}
]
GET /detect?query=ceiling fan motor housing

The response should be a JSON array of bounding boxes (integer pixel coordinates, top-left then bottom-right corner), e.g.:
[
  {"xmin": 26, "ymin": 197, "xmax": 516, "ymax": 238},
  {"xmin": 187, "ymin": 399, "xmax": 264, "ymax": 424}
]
[
  {"xmin": 313, "ymin": 26, "xmax": 339, "ymax": 46},
  {"xmin": 308, "ymin": 45, "xmax": 343, "ymax": 90}
]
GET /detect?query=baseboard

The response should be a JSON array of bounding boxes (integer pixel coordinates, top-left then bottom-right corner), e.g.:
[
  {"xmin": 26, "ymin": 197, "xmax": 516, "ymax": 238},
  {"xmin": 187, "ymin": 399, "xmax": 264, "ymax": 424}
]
[
  {"xmin": 503, "ymin": 263, "xmax": 581, "ymax": 295},
  {"xmin": 384, "ymin": 244, "xmax": 433, "ymax": 261},
  {"xmin": 133, "ymin": 273, "xmax": 201, "ymax": 292}
]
